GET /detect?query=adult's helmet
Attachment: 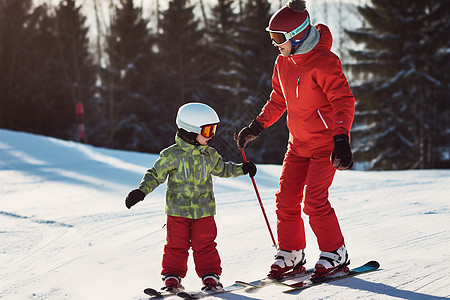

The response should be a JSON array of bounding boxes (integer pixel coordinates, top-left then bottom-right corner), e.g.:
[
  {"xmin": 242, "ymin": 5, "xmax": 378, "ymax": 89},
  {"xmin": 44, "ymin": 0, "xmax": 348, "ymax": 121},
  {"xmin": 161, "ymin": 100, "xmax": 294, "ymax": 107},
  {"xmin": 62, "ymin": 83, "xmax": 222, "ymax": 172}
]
[
  {"xmin": 176, "ymin": 102, "xmax": 220, "ymax": 135},
  {"xmin": 266, "ymin": 1, "xmax": 310, "ymax": 44}
]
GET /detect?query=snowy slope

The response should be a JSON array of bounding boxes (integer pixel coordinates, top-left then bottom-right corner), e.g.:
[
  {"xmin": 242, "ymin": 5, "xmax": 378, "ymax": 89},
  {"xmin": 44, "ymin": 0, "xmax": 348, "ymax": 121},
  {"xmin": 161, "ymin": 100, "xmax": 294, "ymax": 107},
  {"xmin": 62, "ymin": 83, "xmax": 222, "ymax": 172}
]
[{"xmin": 1, "ymin": 129, "xmax": 449, "ymax": 300}]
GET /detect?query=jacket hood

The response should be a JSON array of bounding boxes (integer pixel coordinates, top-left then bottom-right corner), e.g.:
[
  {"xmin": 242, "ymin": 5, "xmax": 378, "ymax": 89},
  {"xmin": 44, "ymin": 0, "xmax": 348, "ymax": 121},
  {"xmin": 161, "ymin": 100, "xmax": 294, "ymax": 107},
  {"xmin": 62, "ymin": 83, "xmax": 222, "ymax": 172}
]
[{"xmin": 314, "ymin": 24, "xmax": 332, "ymax": 51}]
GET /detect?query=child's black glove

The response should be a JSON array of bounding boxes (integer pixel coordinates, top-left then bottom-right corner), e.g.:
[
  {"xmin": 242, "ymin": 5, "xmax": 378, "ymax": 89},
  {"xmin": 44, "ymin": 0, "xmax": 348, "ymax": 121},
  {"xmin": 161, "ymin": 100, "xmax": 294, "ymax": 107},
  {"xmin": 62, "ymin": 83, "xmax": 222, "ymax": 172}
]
[
  {"xmin": 125, "ymin": 189, "xmax": 145, "ymax": 209},
  {"xmin": 242, "ymin": 162, "xmax": 257, "ymax": 177},
  {"xmin": 331, "ymin": 134, "xmax": 353, "ymax": 170}
]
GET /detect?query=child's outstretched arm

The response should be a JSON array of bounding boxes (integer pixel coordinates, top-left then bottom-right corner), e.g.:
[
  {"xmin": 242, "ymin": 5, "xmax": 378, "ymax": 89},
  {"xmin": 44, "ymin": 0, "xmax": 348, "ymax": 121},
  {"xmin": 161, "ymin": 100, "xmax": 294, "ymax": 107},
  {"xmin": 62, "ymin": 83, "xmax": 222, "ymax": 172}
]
[
  {"xmin": 124, "ymin": 150, "xmax": 174, "ymax": 209},
  {"xmin": 210, "ymin": 149, "xmax": 257, "ymax": 178}
]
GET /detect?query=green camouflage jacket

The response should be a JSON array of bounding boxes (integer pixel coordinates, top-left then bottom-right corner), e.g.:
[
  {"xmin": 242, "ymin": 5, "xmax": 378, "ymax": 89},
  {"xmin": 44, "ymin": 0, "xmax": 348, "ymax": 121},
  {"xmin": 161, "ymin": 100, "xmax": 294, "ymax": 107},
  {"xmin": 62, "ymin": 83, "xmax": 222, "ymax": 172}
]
[{"xmin": 138, "ymin": 134, "xmax": 244, "ymax": 219}]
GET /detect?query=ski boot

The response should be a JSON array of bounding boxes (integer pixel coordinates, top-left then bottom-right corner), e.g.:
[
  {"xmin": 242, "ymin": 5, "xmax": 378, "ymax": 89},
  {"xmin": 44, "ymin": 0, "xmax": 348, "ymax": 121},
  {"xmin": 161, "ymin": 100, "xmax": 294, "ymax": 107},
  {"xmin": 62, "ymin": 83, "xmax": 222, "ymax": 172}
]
[
  {"xmin": 311, "ymin": 244, "xmax": 350, "ymax": 279},
  {"xmin": 201, "ymin": 273, "xmax": 224, "ymax": 291},
  {"xmin": 161, "ymin": 274, "xmax": 183, "ymax": 292},
  {"xmin": 268, "ymin": 249, "xmax": 306, "ymax": 279}
]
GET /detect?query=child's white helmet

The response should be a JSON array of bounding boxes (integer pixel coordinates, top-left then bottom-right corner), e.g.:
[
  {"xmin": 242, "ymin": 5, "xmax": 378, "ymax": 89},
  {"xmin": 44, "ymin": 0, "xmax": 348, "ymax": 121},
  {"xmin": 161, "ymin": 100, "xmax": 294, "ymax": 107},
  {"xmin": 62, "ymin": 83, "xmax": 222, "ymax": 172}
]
[{"xmin": 176, "ymin": 102, "xmax": 220, "ymax": 135}]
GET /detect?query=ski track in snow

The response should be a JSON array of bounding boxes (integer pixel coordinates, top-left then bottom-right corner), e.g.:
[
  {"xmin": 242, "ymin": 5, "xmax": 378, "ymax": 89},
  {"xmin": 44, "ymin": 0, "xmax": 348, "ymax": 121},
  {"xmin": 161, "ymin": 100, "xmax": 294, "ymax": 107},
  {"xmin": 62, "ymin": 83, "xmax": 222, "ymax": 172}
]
[{"xmin": 1, "ymin": 129, "xmax": 450, "ymax": 300}]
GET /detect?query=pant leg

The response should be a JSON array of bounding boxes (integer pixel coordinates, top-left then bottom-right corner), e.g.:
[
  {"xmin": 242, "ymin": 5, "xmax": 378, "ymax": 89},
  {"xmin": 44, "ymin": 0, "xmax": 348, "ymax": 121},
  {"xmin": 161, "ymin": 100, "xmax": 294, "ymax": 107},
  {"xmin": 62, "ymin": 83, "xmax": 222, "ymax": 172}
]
[
  {"xmin": 275, "ymin": 150, "xmax": 309, "ymax": 251},
  {"xmin": 190, "ymin": 216, "xmax": 222, "ymax": 278},
  {"xmin": 303, "ymin": 151, "xmax": 344, "ymax": 252},
  {"xmin": 161, "ymin": 215, "xmax": 191, "ymax": 278}
]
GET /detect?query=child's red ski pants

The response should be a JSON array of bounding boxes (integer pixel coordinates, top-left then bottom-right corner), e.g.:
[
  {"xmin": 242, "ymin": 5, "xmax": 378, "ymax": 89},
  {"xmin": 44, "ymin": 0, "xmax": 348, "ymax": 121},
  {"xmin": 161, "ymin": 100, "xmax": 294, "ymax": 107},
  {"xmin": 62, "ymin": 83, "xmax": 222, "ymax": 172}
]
[{"xmin": 161, "ymin": 215, "xmax": 221, "ymax": 278}]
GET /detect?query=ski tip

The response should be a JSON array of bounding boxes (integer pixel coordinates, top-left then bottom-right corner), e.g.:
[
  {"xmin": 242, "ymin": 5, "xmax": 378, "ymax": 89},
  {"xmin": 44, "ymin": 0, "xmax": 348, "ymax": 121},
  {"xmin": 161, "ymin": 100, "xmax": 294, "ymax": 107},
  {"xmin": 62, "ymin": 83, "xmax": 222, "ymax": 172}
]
[
  {"xmin": 365, "ymin": 260, "xmax": 380, "ymax": 269},
  {"xmin": 176, "ymin": 292, "xmax": 188, "ymax": 299},
  {"xmin": 143, "ymin": 287, "xmax": 160, "ymax": 297}
]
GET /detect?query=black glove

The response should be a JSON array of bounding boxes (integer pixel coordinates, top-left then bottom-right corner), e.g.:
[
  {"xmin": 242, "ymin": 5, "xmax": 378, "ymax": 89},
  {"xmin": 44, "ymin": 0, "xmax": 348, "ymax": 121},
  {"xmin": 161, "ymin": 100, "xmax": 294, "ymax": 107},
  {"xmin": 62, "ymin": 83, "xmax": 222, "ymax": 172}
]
[
  {"xmin": 331, "ymin": 134, "xmax": 353, "ymax": 170},
  {"xmin": 236, "ymin": 120, "xmax": 264, "ymax": 148},
  {"xmin": 242, "ymin": 162, "xmax": 257, "ymax": 177},
  {"xmin": 125, "ymin": 189, "xmax": 145, "ymax": 209}
]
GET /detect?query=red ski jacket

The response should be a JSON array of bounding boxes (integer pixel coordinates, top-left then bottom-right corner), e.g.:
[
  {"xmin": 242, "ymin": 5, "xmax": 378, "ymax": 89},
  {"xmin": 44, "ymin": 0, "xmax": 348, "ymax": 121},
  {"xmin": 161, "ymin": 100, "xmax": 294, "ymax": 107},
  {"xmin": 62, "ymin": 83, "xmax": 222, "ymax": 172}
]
[{"xmin": 256, "ymin": 24, "xmax": 355, "ymax": 153}]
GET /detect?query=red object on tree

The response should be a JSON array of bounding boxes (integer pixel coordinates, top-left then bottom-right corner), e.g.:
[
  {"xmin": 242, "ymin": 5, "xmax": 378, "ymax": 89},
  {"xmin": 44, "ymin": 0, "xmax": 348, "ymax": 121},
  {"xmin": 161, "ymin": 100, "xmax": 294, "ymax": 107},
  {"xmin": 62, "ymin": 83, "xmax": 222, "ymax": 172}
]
[{"xmin": 75, "ymin": 102, "xmax": 86, "ymax": 143}]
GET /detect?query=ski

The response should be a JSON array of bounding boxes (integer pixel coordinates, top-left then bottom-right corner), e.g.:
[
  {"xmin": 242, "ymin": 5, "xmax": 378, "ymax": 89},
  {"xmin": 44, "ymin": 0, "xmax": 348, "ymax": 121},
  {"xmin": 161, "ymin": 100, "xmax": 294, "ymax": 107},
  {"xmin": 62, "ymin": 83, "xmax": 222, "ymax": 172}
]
[
  {"xmin": 235, "ymin": 267, "xmax": 314, "ymax": 291},
  {"xmin": 143, "ymin": 287, "xmax": 183, "ymax": 298},
  {"xmin": 176, "ymin": 282, "xmax": 246, "ymax": 299},
  {"xmin": 277, "ymin": 260, "xmax": 380, "ymax": 293},
  {"xmin": 176, "ymin": 268, "xmax": 314, "ymax": 299}
]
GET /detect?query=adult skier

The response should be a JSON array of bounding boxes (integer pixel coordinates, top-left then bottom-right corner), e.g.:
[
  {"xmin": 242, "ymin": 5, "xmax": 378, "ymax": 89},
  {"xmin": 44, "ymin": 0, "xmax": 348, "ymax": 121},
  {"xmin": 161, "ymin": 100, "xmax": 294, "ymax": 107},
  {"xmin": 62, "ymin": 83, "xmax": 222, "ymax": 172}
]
[{"xmin": 236, "ymin": 0, "xmax": 355, "ymax": 279}]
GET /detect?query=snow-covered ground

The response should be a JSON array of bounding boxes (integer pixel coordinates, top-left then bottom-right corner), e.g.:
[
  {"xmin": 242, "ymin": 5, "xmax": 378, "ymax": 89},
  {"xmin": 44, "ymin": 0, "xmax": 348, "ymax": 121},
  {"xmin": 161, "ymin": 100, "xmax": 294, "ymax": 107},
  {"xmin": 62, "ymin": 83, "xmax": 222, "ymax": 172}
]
[{"xmin": 1, "ymin": 129, "xmax": 449, "ymax": 300}]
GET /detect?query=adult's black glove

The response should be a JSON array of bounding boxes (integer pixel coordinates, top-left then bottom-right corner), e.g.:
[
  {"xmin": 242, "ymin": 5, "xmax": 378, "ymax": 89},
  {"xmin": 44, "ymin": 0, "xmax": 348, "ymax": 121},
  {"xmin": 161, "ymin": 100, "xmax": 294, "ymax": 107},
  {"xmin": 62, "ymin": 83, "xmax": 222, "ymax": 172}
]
[
  {"xmin": 331, "ymin": 134, "xmax": 353, "ymax": 170},
  {"xmin": 125, "ymin": 189, "xmax": 145, "ymax": 209},
  {"xmin": 236, "ymin": 120, "xmax": 264, "ymax": 148},
  {"xmin": 242, "ymin": 162, "xmax": 257, "ymax": 178}
]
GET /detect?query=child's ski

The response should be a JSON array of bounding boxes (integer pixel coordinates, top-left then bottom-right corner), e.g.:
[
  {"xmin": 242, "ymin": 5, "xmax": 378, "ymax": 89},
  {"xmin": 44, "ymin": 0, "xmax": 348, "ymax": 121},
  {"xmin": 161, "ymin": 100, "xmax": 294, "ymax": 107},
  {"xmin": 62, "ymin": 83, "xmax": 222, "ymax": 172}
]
[
  {"xmin": 143, "ymin": 287, "xmax": 182, "ymax": 298},
  {"xmin": 176, "ymin": 283, "xmax": 245, "ymax": 299},
  {"xmin": 235, "ymin": 267, "xmax": 314, "ymax": 290},
  {"xmin": 277, "ymin": 260, "xmax": 380, "ymax": 293},
  {"xmin": 176, "ymin": 267, "xmax": 314, "ymax": 298}
]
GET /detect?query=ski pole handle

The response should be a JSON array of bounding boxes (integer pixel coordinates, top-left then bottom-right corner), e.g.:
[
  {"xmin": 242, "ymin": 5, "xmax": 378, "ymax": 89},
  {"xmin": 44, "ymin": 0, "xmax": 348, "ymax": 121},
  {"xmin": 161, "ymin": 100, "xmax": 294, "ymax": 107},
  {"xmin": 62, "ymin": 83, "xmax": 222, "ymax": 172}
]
[{"xmin": 234, "ymin": 133, "xmax": 277, "ymax": 248}]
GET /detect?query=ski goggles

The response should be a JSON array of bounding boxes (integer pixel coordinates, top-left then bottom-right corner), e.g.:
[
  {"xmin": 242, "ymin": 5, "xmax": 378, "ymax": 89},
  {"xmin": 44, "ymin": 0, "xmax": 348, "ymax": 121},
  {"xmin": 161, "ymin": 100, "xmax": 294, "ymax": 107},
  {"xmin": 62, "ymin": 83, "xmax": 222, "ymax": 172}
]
[
  {"xmin": 200, "ymin": 123, "xmax": 217, "ymax": 139},
  {"xmin": 267, "ymin": 15, "xmax": 310, "ymax": 46}
]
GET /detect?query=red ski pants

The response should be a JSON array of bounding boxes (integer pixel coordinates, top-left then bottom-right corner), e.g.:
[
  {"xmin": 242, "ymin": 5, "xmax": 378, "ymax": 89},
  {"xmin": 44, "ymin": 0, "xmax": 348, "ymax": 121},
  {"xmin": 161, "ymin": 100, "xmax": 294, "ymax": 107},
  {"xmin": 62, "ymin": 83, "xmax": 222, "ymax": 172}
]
[
  {"xmin": 161, "ymin": 215, "xmax": 221, "ymax": 278},
  {"xmin": 275, "ymin": 144, "xmax": 345, "ymax": 252}
]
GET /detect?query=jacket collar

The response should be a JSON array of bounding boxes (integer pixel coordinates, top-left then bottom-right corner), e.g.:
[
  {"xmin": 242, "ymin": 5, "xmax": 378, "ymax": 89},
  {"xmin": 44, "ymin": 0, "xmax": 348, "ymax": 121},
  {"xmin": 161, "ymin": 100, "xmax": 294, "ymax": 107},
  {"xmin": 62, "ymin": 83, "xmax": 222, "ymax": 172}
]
[
  {"xmin": 175, "ymin": 134, "xmax": 210, "ymax": 156},
  {"xmin": 287, "ymin": 24, "xmax": 332, "ymax": 65}
]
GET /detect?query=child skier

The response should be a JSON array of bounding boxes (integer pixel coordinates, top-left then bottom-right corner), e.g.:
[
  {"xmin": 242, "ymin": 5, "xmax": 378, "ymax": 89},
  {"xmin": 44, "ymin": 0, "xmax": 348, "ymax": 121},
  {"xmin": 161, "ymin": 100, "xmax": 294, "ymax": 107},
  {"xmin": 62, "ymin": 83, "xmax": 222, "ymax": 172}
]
[{"xmin": 125, "ymin": 102, "xmax": 257, "ymax": 292}]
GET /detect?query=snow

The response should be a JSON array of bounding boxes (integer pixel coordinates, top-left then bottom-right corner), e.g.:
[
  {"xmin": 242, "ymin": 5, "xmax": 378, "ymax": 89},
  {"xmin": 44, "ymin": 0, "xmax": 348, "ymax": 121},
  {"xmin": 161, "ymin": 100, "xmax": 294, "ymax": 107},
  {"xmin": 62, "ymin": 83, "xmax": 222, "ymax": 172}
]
[{"xmin": 1, "ymin": 129, "xmax": 449, "ymax": 300}]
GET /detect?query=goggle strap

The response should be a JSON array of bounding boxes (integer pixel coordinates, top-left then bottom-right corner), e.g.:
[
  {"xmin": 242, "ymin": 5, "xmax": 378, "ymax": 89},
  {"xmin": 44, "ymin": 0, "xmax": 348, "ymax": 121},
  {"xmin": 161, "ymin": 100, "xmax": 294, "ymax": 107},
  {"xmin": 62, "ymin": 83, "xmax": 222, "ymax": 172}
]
[{"xmin": 285, "ymin": 15, "xmax": 310, "ymax": 40}]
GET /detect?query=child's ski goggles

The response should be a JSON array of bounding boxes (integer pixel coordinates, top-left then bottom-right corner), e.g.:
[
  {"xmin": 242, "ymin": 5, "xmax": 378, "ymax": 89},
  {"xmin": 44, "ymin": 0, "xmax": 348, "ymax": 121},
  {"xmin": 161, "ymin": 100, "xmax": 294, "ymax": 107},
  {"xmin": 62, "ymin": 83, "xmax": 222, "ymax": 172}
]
[
  {"xmin": 201, "ymin": 123, "xmax": 217, "ymax": 138},
  {"xmin": 267, "ymin": 15, "xmax": 310, "ymax": 46}
]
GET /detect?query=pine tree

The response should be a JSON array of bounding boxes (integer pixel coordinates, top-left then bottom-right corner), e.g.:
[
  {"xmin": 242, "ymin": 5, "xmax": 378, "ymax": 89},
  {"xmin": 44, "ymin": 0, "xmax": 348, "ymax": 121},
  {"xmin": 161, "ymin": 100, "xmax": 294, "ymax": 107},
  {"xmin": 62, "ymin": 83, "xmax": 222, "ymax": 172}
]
[
  {"xmin": 51, "ymin": 0, "xmax": 96, "ymax": 140},
  {"xmin": 232, "ymin": 0, "xmax": 287, "ymax": 164},
  {"xmin": 103, "ymin": 0, "xmax": 158, "ymax": 151},
  {"xmin": 346, "ymin": 0, "xmax": 450, "ymax": 170},
  {"xmin": 23, "ymin": 3, "xmax": 59, "ymax": 136},
  {"xmin": 0, "ymin": 0, "xmax": 96, "ymax": 141},
  {"xmin": 235, "ymin": 0, "xmax": 275, "ymax": 100},
  {"xmin": 203, "ymin": 0, "xmax": 244, "ymax": 161},
  {"xmin": 157, "ymin": 0, "xmax": 206, "ymax": 115},
  {"xmin": 0, "ymin": 0, "xmax": 34, "ymax": 131},
  {"xmin": 206, "ymin": 0, "xmax": 240, "ymax": 121}
]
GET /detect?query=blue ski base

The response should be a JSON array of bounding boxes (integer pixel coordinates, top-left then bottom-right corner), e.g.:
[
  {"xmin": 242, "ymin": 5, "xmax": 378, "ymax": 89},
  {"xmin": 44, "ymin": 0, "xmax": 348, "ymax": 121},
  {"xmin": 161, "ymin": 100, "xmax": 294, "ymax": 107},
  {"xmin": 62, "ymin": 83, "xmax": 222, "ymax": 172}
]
[{"xmin": 277, "ymin": 260, "xmax": 380, "ymax": 293}]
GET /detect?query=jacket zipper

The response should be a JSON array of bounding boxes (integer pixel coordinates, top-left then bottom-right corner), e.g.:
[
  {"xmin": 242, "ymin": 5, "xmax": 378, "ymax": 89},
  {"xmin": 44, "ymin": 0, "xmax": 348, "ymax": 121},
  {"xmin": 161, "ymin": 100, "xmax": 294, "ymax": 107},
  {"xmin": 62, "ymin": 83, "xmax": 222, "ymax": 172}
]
[
  {"xmin": 316, "ymin": 109, "xmax": 329, "ymax": 130},
  {"xmin": 290, "ymin": 57, "xmax": 297, "ymax": 65},
  {"xmin": 296, "ymin": 76, "xmax": 300, "ymax": 98},
  {"xmin": 182, "ymin": 157, "xmax": 188, "ymax": 178},
  {"xmin": 202, "ymin": 156, "xmax": 206, "ymax": 176}
]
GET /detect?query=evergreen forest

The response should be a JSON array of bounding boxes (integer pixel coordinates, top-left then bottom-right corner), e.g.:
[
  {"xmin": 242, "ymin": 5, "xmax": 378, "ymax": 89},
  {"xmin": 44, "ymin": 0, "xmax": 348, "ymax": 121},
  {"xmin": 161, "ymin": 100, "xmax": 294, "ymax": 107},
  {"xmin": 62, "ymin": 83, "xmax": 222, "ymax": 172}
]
[{"xmin": 0, "ymin": 0, "xmax": 448, "ymax": 169}]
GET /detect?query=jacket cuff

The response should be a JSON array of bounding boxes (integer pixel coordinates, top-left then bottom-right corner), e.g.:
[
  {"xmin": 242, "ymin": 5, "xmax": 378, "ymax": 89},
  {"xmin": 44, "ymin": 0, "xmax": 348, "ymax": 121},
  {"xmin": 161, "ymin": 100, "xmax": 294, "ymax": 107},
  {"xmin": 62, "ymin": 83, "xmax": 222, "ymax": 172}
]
[
  {"xmin": 237, "ymin": 163, "xmax": 245, "ymax": 176},
  {"xmin": 333, "ymin": 127, "xmax": 349, "ymax": 138},
  {"xmin": 249, "ymin": 119, "xmax": 264, "ymax": 136},
  {"xmin": 333, "ymin": 134, "xmax": 349, "ymax": 144},
  {"xmin": 138, "ymin": 176, "xmax": 158, "ymax": 195}
]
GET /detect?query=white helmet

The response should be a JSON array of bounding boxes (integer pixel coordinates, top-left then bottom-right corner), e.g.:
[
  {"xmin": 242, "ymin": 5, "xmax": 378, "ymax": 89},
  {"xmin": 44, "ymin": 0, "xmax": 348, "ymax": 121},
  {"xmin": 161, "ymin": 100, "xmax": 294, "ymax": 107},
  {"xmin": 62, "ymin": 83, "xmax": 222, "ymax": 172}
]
[{"xmin": 176, "ymin": 102, "xmax": 220, "ymax": 134}]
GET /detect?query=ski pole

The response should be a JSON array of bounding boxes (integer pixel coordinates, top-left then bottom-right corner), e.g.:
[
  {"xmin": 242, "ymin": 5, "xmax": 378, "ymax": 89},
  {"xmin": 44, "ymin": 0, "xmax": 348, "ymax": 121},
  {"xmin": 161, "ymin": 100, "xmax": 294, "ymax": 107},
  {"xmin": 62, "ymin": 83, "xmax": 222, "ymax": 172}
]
[{"xmin": 234, "ymin": 133, "xmax": 277, "ymax": 248}]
